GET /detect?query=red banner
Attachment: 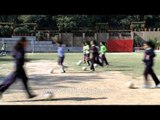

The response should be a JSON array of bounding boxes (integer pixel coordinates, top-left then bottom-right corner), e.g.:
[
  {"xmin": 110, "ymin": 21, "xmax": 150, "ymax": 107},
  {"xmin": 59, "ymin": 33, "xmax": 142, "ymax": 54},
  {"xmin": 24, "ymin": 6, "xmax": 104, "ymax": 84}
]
[{"xmin": 106, "ymin": 40, "xmax": 134, "ymax": 52}]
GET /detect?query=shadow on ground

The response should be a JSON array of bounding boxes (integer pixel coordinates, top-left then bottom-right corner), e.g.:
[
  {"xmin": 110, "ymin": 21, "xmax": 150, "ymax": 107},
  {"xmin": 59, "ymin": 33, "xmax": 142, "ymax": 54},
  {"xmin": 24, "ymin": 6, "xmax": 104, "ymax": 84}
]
[
  {"xmin": 105, "ymin": 69, "xmax": 133, "ymax": 71},
  {"xmin": 0, "ymin": 72, "xmax": 105, "ymax": 92},
  {"xmin": 7, "ymin": 97, "xmax": 107, "ymax": 102},
  {"xmin": 28, "ymin": 73, "xmax": 104, "ymax": 86}
]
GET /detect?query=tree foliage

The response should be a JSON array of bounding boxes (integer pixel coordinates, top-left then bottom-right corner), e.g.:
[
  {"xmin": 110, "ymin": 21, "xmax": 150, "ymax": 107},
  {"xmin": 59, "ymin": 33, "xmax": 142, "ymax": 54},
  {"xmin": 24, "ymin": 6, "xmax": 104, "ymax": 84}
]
[{"xmin": 1, "ymin": 15, "xmax": 160, "ymax": 32}]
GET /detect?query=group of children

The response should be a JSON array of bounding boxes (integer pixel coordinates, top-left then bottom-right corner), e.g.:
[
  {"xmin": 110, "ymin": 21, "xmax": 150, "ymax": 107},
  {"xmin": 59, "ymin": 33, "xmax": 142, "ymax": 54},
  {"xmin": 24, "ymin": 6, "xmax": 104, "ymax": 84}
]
[
  {"xmin": 0, "ymin": 37, "xmax": 160, "ymax": 100},
  {"xmin": 0, "ymin": 38, "xmax": 66, "ymax": 99},
  {"xmin": 83, "ymin": 40, "xmax": 109, "ymax": 71}
]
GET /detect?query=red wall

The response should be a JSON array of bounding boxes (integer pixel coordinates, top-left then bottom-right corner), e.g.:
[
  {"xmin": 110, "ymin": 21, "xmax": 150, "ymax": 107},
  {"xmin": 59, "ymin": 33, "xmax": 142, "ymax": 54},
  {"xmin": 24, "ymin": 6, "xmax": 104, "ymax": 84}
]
[{"xmin": 106, "ymin": 40, "xmax": 134, "ymax": 52}]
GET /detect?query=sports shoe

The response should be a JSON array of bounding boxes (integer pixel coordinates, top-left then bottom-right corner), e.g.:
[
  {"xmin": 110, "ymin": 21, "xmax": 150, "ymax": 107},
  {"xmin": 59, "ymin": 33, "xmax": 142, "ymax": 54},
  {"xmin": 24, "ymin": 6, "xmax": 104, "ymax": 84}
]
[
  {"xmin": 89, "ymin": 69, "xmax": 95, "ymax": 72},
  {"xmin": 28, "ymin": 94, "xmax": 37, "ymax": 99},
  {"xmin": 50, "ymin": 69, "xmax": 54, "ymax": 73},
  {"xmin": 155, "ymin": 83, "xmax": 160, "ymax": 88},
  {"xmin": 142, "ymin": 84, "xmax": 151, "ymax": 89},
  {"xmin": 61, "ymin": 70, "xmax": 66, "ymax": 73}
]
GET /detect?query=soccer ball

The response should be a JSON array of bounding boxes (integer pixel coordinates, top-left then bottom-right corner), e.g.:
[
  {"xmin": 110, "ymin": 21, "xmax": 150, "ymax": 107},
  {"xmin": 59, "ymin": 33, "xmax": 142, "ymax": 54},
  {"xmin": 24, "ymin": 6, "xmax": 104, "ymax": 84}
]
[
  {"xmin": 43, "ymin": 90, "xmax": 54, "ymax": 99},
  {"xmin": 94, "ymin": 64, "xmax": 98, "ymax": 67},
  {"xmin": 76, "ymin": 60, "xmax": 82, "ymax": 66},
  {"xmin": 50, "ymin": 68, "xmax": 54, "ymax": 73},
  {"xmin": 127, "ymin": 81, "xmax": 134, "ymax": 88},
  {"xmin": 82, "ymin": 66, "xmax": 87, "ymax": 71}
]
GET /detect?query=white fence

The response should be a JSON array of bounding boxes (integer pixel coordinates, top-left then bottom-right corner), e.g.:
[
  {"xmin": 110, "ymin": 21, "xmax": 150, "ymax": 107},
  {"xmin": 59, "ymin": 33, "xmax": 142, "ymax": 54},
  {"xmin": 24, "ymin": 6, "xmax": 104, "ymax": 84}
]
[{"xmin": 0, "ymin": 37, "xmax": 82, "ymax": 52}]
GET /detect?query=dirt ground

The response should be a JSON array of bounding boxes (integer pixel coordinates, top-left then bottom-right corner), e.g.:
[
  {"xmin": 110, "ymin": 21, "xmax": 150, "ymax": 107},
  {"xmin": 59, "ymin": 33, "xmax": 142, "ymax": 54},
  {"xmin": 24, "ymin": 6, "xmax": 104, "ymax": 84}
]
[{"xmin": 1, "ymin": 60, "xmax": 160, "ymax": 105}]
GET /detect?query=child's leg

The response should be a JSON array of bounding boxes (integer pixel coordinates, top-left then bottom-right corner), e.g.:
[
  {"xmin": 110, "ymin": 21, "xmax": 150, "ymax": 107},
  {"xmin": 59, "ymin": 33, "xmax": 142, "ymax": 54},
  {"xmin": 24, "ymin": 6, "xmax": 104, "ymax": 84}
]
[
  {"xmin": 87, "ymin": 54, "xmax": 90, "ymax": 66},
  {"xmin": 61, "ymin": 56, "xmax": 65, "ymax": 72},
  {"xmin": 99, "ymin": 54, "xmax": 104, "ymax": 66},
  {"xmin": 4, "ymin": 50, "xmax": 7, "ymax": 55},
  {"xmin": 143, "ymin": 66, "xmax": 150, "ymax": 87},
  {"xmin": 90, "ymin": 57, "xmax": 95, "ymax": 71},
  {"xmin": 102, "ymin": 54, "xmax": 109, "ymax": 65},
  {"xmin": 59, "ymin": 56, "xmax": 65, "ymax": 72},
  {"xmin": 83, "ymin": 54, "xmax": 86, "ymax": 63},
  {"xmin": 0, "ymin": 72, "xmax": 17, "ymax": 93},
  {"xmin": 1, "ymin": 50, "xmax": 5, "ymax": 55},
  {"xmin": 144, "ymin": 66, "xmax": 149, "ymax": 80},
  {"xmin": 96, "ymin": 56, "xmax": 103, "ymax": 67},
  {"xmin": 19, "ymin": 67, "xmax": 35, "ymax": 98},
  {"xmin": 149, "ymin": 68, "xmax": 160, "ymax": 85}
]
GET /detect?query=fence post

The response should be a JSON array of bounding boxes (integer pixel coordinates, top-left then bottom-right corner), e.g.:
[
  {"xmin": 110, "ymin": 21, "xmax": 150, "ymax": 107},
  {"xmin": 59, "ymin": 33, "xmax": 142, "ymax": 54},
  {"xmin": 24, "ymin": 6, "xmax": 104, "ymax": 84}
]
[
  {"xmin": 94, "ymin": 33, "xmax": 98, "ymax": 42},
  {"xmin": 59, "ymin": 33, "xmax": 62, "ymax": 42},
  {"xmin": 82, "ymin": 33, "xmax": 85, "ymax": 41},
  {"xmin": 32, "ymin": 37, "xmax": 35, "ymax": 53}
]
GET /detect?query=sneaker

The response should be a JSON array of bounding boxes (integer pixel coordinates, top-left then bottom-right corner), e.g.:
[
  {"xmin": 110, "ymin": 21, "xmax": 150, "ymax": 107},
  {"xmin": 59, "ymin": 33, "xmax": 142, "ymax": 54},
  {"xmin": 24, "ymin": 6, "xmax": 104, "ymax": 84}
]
[
  {"xmin": 155, "ymin": 83, "xmax": 160, "ymax": 88},
  {"xmin": 142, "ymin": 84, "xmax": 151, "ymax": 89},
  {"xmin": 61, "ymin": 70, "xmax": 66, "ymax": 73},
  {"xmin": 89, "ymin": 69, "xmax": 95, "ymax": 72},
  {"xmin": 50, "ymin": 68, "xmax": 54, "ymax": 74},
  {"xmin": 28, "ymin": 94, "xmax": 37, "ymax": 99}
]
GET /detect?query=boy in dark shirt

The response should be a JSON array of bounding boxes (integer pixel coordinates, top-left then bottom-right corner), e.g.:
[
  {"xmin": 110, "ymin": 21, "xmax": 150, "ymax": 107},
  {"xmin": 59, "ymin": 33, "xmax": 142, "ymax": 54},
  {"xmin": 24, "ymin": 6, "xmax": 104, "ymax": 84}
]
[
  {"xmin": 143, "ymin": 41, "xmax": 160, "ymax": 88},
  {"xmin": 0, "ymin": 37, "xmax": 36, "ymax": 99},
  {"xmin": 90, "ymin": 40, "xmax": 103, "ymax": 71}
]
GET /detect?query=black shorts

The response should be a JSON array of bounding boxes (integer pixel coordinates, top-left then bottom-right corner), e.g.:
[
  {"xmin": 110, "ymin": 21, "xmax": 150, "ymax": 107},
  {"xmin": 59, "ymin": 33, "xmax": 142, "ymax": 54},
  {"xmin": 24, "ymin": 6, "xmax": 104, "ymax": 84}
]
[{"xmin": 58, "ymin": 56, "xmax": 65, "ymax": 65}]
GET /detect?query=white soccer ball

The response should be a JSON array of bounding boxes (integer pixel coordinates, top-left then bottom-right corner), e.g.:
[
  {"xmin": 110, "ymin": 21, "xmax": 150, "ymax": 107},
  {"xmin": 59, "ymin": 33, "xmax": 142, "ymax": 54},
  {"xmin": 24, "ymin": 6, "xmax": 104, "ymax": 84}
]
[
  {"xmin": 127, "ymin": 81, "xmax": 134, "ymax": 88},
  {"xmin": 43, "ymin": 90, "xmax": 54, "ymax": 99},
  {"xmin": 82, "ymin": 66, "xmax": 87, "ymax": 71},
  {"xmin": 94, "ymin": 64, "xmax": 98, "ymax": 67},
  {"xmin": 50, "ymin": 68, "xmax": 54, "ymax": 73}
]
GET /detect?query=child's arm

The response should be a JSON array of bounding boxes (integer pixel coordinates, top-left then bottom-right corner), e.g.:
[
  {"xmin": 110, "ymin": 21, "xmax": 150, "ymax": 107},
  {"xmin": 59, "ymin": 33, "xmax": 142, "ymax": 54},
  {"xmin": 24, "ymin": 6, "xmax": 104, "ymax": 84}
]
[
  {"xmin": 145, "ymin": 50, "xmax": 156, "ymax": 60},
  {"xmin": 149, "ymin": 50, "xmax": 156, "ymax": 58}
]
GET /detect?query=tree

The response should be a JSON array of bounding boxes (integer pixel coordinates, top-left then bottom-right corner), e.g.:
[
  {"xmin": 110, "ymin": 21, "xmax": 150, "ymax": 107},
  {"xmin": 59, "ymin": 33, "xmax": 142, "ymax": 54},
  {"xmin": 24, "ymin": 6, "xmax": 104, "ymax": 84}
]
[
  {"xmin": 0, "ymin": 25, "xmax": 13, "ymax": 37},
  {"xmin": 0, "ymin": 15, "xmax": 20, "ymax": 23},
  {"xmin": 55, "ymin": 15, "xmax": 76, "ymax": 32}
]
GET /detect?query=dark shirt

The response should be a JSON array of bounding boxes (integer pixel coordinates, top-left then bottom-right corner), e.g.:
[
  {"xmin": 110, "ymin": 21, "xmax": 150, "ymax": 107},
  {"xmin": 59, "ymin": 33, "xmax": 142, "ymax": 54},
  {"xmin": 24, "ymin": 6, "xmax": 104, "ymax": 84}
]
[
  {"xmin": 91, "ymin": 45, "xmax": 99, "ymax": 57},
  {"xmin": 12, "ymin": 47, "xmax": 25, "ymax": 67},
  {"xmin": 143, "ymin": 48, "xmax": 156, "ymax": 67}
]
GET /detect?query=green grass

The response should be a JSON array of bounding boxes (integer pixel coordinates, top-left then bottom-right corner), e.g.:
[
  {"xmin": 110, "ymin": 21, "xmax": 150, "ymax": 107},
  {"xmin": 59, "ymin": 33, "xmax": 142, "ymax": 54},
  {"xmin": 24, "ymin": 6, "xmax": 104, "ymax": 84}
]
[{"xmin": 0, "ymin": 53, "xmax": 160, "ymax": 79}]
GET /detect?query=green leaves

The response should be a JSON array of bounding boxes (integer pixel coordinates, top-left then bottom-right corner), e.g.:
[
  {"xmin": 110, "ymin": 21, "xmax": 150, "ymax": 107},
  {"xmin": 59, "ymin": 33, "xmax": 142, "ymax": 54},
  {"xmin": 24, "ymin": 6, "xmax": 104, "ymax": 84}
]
[
  {"xmin": 14, "ymin": 26, "xmax": 30, "ymax": 34},
  {"xmin": 2, "ymin": 15, "xmax": 160, "ymax": 33},
  {"xmin": 55, "ymin": 15, "xmax": 76, "ymax": 32},
  {"xmin": 0, "ymin": 25, "xmax": 13, "ymax": 37}
]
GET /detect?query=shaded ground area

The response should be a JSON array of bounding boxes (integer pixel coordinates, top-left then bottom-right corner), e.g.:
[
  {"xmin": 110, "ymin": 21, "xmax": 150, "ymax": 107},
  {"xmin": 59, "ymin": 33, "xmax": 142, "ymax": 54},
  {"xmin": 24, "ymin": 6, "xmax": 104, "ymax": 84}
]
[{"xmin": 1, "ymin": 60, "xmax": 160, "ymax": 105}]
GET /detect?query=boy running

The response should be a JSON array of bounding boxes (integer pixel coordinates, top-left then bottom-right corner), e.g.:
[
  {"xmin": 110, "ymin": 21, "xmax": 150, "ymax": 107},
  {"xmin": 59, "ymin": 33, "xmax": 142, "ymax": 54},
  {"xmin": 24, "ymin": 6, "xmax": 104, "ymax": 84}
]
[
  {"xmin": 143, "ymin": 41, "xmax": 160, "ymax": 88},
  {"xmin": 0, "ymin": 37, "xmax": 36, "ymax": 99},
  {"xmin": 57, "ymin": 41, "xmax": 65, "ymax": 73},
  {"xmin": 99, "ymin": 42, "xmax": 109, "ymax": 66},
  {"xmin": 90, "ymin": 40, "xmax": 103, "ymax": 71}
]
